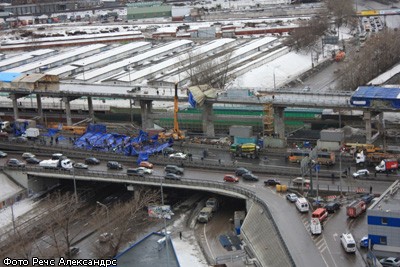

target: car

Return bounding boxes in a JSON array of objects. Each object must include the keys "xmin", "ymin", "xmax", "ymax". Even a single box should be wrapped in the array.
[
  {"xmin": 139, "ymin": 161, "xmax": 153, "ymax": 169},
  {"xmin": 380, "ymin": 257, "xmax": 400, "ymax": 267},
  {"xmin": 164, "ymin": 173, "xmax": 181, "ymax": 180},
  {"xmin": 22, "ymin": 152, "xmax": 35, "ymax": 159},
  {"xmin": 292, "ymin": 177, "xmax": 310, "ymax": 186},
  {"xmin": 169, "ymin": 152, "xmax": 187, "ymax": 160},
  {"xmin": 52, "ymin": 153, "xmax": 64, "ymax": 160},
  {"xmin": 264, "ymin": 179, "xmax": 281, "ymax": 186},
  {"xmin": 99, "ymin": 232, "xmax": 113, "ymax": 243},
  {"xmin": 325, "ymin": 202, "xmax": 341, "ymax": 213},
  {"xmin": 353, "ymin": 169, "xmax": 370, "ymax": 178},
  {"xmin": 14, "ymin": 136, "xmax": 28, "ymax": 143},
  {"xmin": 223, "ymin": 174, "xmax": 239, "ymax": 183},
  {"xmin": 0, "ymin": 150, "xmax": 7, "ymax": 158},
  {"xmin": 242, "ymin": 172, "xmax": 259, "ymax": 181},
  {"xmin": 7, "ymin": 158, "xmax": 26, "ymax": 167},
  {"xmin": 25, "ymin": 157, "xmax": 41, "ymax": 164},
  {"xmin": 85, "ymin": 157, "xmax": 100, "ymax": 165},
  {"xmin": 360, "ymin": 236, "xmax": 369, "ymax": 248},
  {"xmin": 162, "ymin": 147, "xmax": 175, "ymax": 155},
  {"xmin": 361, "ymin": 194, "xmax": 374, "ymax": 205},
  {"xmin": 136, "ymin": 167, "xmax": 152, "ymax": 174},
  {"xmin": 235, "ymin": 167, "xmax": 250, "ymax": 176},
  {"xmin": 107, "ymin": 161, "xmax": 123, "ymax": 170},
  {"xmin": 66, "ymin": 247, "xmax": 80, "ymax": 257},
  {"xmin": 73, "ymin": 162, "xmax": 89, "ymax": 169},
  {"xmin": 286, "ymin": 193, "xmax": 298, "ymax": 203}
]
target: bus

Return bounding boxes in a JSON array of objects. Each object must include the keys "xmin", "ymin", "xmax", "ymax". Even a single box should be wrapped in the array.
[
  {"xmin": 343, "ymin": 143, "xmax": 381, "ymax": 153},
  {"xmin": 287, "ymin": 150, "xmax": 335, "ymax": 165}
]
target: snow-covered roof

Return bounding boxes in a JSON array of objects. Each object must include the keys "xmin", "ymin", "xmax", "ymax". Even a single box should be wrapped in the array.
[
  {"xmin": 0, "ymin": 49, "xmax": 54, "ymax": 69},
  {"xmin": 75, "ymin": 40, "xmax": 192, "ymax": 81},
  {"xmin": 6, "ymin": 44, "xmax": 107, "ymax": 73},
  {"xmin": 71, "ymin": 42, "xmax": 150, "ymax": 67},
  {"xmin": 368, "ymin": 62, "xmax": 400, "ymax": 86},
  {"xmin": 231, "ymin": 36, "xmax": 277, "ymax": 58},
  {"xmin": 45, "ymin": 65, "xmax": 78, "ymax": 76}
]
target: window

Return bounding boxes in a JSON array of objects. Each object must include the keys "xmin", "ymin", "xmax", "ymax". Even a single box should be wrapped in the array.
[
  {"xmin": 380, "ymin": 236, "xmax": 387, "ymax": 245},
  {"xmin": 382, "ymin": 217, "xmax": 388, "ymax": 225}
]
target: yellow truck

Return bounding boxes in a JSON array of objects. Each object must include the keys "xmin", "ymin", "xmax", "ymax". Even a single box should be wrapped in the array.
[{"xmin": 230, "ymin": 143, "xmax": 259, "ymax": 159}]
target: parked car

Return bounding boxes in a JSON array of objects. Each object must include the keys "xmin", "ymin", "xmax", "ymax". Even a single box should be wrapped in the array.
[
  {"xmin": 360, "ymin": 236, "xmax": 369, "ymax": 248},
  {"xmin": 169, "ymin": 152, "xmax": 187, "ymax": 160},
  {"xmin": 107, "ymin": 161, "xmax": 123, "ymax": 170},
  {"xmin": 22, "ymin": 152, "xmax": 35, "ymax": 159},
  {"xmin": 235, "ymin": 167, "xmax": 250, "ymax": 176},
  {"xmin": 325, "ymin": 202, "xmax": 341, "ymax": 213},
  {"xmin": 7, "ymin": 158, "xmax": 25, "ymax": 167},
  {"xmin": 99, "ymin": 232, "xmax": 113, "ymax": 243},
  {"xmin": 353, "ymin": 169, "xmax": 370, "ymax": 178},
  {"xmin": 66, "ymin": 247, "xmax": 80, "ymax": 257},
  {"xmin": 379, "ymin": 257, "xmax": 400, "ymax": 267},
  {"xmin": 223, "ymin": 174, "xmax": 239, "ymax": 183},
  {"xmin": 286, "ymin": 193, "xmax": 298, "ymax": 203},
  {"xmin": 264, "ymin": 179, "xmax": 281, "ymax": 186},
  {"xmin": 25, "ymin": 157, "xmax": 41, "ymax": 164},
  {"xmin": 361, "ymin": 194, "xmax": 374, "ymax": 205},
  {"xmin": 73, "ymin": 162, "xmax": 89, "ymax": 169},
  {"xmin": 164, "ymin": 173, "xmax": 181, "ymax": 180},
  {"xmin": 139, "ymin": 161, "xmax": 153, "ymax": 169},
  {"xmin": 0, "ymin": 150, "xmax": 8, "ymax": 158},
  {"xmin": 242, "ymin": 172, "xmax": 259, "ymax": 181},
  {"xmin": 85, "ymin": 157, "xmax": 100, "ymax": 165}
]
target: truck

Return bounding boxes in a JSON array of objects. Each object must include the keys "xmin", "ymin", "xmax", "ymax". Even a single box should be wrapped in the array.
[
  {"xmin": 206, "ymin": 198, "xmax": 219, "ymax": 212},
  {"xmin": 346, "ymin": 200, "xmax": 366, "ymax": 218},
  {"xmin": 375, "ymin": 159, "xmax": 399, "ymax": 173},
  {"xmin": 22, "ymin": 127, "xmax": 40, "ymax": 139},
  {"xmin": 356, "ymin": 150, "xmax": 396, "ymax": 166},
  {"xmin": 230, "ymin": 143, "xmax": 259, "ymax": 159},
  {"xmin": 39, "ymin": 159, "xmax": 73, "ymax": 170},
  {"xmin": 197, "ymin": 207, "xmax": 213, "ymax": 223}
]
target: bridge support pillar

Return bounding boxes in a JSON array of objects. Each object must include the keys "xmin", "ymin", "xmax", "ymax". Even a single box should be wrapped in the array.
[
  {"xmin": 87, "ymin": 96, "xmax": 94, "ymax": 122},
  {"xmin": 273, "ymin": 107, "xmax": 285, "ymax": 139},
  {"xmin": 10, "ymin": 94, "xmax": 19, "ymax": 120},
  {"xmin": 63, "ymin": 97, "xmax": 73, "ymax": 126},
  {"xmin": 202, "ymin": 102, "xmax": 215, "ymax": 137},
  {"xmin": 36, "ymin": 94, "xmax": 43, "ymax": 123},
  {"xmin": 364, "ymin": 111, "xmax": 372, "ymax": 144},
  {"xmin": 140, "ymin": 100, "xmax": 154, "ymax": 129}
]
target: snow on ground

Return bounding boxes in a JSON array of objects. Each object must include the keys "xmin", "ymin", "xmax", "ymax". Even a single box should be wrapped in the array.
[
  {"xmin": 231, "ymin": 51, "xmax": 313, "ymax": 89},
  {"xmin": 0, "ymin": 198, "xmax": 37, "ymax": 229},
  {"xmin": 0, "ymin": 173, "xmax": 22, "ymax": 202}
]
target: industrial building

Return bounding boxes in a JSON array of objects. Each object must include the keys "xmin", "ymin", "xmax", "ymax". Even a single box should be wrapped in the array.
[
  {"xmin": 368, "ymin": 180, "xmax": 400, "ymax": 258},
  {"xmin": 127, "ymin": 2, "xmax": 172, "ymax": 20}
]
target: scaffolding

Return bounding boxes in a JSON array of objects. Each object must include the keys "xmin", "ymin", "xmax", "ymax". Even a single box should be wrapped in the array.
[{"xmin": 263, "ymin": 102, "xmax": 274, "ymax": 136}]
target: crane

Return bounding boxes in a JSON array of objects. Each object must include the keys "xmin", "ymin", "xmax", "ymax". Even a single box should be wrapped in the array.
[{"xmin": 159, "ymin": 83, "xmax": 185, "ymax": 140}]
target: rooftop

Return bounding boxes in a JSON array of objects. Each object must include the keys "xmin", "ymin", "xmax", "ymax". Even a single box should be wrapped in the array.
[{"xmin": 370, "ymin": 180, "xmax": 400, "ymax": 212}]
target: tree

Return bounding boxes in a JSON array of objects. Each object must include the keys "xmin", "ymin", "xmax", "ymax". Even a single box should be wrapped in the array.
[
  {"xmin": 326, "ymin": 0, "xmax": 356, "ymax": 29},
  {"xmin": 91, "ymin": 188, "xmax": 160, "ymax": 258}
]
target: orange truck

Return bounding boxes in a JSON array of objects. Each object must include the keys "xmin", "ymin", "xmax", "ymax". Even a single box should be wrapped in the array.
[{"xmin": 335, "ymin": 51, "xmax": 346, "ymax": 62}]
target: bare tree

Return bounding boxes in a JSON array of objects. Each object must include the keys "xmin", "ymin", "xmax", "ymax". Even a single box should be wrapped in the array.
[
  {"xmin": 91, "ymin": 188, "xmax": 160, "ymax": 258},
  {"xmin": 40, "ymin": 191, "xmax": 86, "ymax": 258},
  {"xmin": 326, "ymin": 0, "xmax": 356, "ymax": 29}
]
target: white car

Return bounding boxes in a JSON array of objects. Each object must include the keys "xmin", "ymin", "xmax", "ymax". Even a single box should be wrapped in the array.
[
  {"xmin": 136, "ymin": 167, "xmax": 153, "ymax": 174},
  {"xmin": 22, "ymin": 152, "xmax": 35, "ymax": 159},
  {"xmin": 292, "ymin": 177, "xmax": 310, "ymax": 186},
  {"xmin": 169, "ymin": 152, "xmax": 187, "ymax": 160},
  {"xmin": 352, "ymin": 169, "xmax": 370, "ymax": 178}
]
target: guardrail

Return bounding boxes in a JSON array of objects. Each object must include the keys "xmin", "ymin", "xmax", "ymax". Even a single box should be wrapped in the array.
[{"xmin": 4, "ymin": 165, "xmax": 295, "ymax": 266}]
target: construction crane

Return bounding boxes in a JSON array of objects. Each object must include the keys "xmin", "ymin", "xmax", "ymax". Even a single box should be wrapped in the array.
[{"xmin": 159, "ymin": 83, "xmax": 185, "ymax": 140}]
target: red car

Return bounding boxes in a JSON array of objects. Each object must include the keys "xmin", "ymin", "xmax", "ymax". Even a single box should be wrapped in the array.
[
  {"xmin": 223, "ymin": 174, "xmax": 239, "ymax": 183},
  {"xmin": 139, "ymin": 161, "xmax": 153, "ymax": 169}
]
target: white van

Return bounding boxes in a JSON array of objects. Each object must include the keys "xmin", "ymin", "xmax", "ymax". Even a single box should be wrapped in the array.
[
  {"xmin": 340, "ymin": 233, "xmax": 356, "ymax": 253},
  {"xmin": 310, "ymin": 218, "xmax": 322, "ymax": 235},
  {"xmin": 295, "ymin": 197, "xmax": 309, "ymax": 213}
]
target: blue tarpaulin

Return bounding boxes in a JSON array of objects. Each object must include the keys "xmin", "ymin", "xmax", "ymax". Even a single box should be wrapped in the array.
[
  {"xmin": 188, "ymin": 92, "xmax": 196, "ymax": 108},
  {"xmin": 74, "ymin": 124, "xmax": 172, "ymax": 158}
]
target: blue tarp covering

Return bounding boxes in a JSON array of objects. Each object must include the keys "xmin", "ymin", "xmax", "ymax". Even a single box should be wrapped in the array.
[
  {"xmin": 351, "ymin": 86, "xmax": 400, "ymax": 109},
  {"xmin": 0, "ymin": 72, "xmax": 23, "ymax": 82},
  {"xmin": 74, "ymin": 124, "xmax": 172, "ymax": 158},
  {"xmin": 13, "ymin": 121, "xmax": 28, "ymax": 136}
]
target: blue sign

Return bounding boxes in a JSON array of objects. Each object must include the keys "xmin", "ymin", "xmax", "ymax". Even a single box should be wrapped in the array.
[{"xmin": 314, "ymin": 164, "xmax": 320, "ymax": 172}]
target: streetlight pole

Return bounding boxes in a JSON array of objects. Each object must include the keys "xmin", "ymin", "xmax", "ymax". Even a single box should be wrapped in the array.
[
  {"xmin": 160, "ymin": 181, "xmax": 170, "ymax": 267},
  {"xmin": 339, "ymin": 110, "xmax": 343, "ymax": 197},
  {"xmin": 73, "ymin": 168, "xmax": 77, "ymax": 203},
  {"xmin": 96, "ymin": 201, "xmax": 109, "ymax": 225}
]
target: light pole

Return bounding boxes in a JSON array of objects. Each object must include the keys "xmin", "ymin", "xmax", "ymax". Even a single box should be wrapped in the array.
[
  {"xmin": 73, "ymin": 168, "xmax": 77, "ymax": 203},
  {"xmin": 96, "ymin": 201, "xmax": 109, "ymax": 225}
]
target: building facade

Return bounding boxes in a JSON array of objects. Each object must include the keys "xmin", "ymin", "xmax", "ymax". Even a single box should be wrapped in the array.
[
  {"xmin": 127, "ymin": 2, "xmax": 171, "ymax": 20},
  {"xmin": 368, "ymin": 180, "xmax": 400, "ymax": 257}
]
